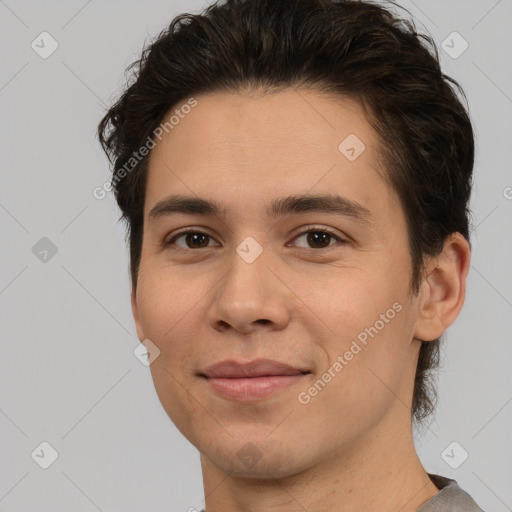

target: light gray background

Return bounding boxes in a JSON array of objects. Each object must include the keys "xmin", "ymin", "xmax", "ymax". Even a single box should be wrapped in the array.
[{"xmin": 1, "ymin": 0, "xmax": 511, "ymax": 511}]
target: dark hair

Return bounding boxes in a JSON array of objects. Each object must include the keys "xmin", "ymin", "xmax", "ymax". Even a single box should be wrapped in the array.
[{"xmin": 97, "ymin": 0, "xmax": 474, "ymax": 427}]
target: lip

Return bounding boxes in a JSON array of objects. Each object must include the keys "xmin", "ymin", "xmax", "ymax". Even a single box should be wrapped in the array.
[{"xmin": 199, "ymin": 358, "xmax": 311, "ymax": 401}]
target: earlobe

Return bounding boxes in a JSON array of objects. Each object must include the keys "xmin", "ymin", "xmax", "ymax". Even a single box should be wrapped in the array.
[
  {"xmin": 131, "ymin": 288, "xmax": 146, "ymax": 342},
  {"xmin": 413, "ymin": 233, "xmax": 471, "ymax": 342}
]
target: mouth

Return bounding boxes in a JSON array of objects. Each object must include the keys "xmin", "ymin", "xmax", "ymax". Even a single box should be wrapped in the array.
[{"xmin": 198, "ymin": 358, "xmax": 312, "ymax": 401}]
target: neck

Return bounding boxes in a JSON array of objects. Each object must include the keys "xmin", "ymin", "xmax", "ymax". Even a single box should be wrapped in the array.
[{"xmin": 199, "ymin": 406, "xmax": 439, "ymax": 512}]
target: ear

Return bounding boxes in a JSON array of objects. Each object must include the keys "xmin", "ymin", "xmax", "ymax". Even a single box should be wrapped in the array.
[
  {"xmin": 131, "ymin": 287, "xmax": 146, "ymax": 342},
  {"xmin": 413, "ymin": 232, "xmax": 471, "ymax": 342}
]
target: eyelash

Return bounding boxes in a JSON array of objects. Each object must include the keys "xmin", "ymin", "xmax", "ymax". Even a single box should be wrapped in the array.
[{"xmin": 163, "ymin": 225, "xmax": 348, "ymax": 252}]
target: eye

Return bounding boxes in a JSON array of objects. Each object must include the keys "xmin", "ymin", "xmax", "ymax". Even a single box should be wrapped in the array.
[
  {"xmin": 289, "ymin": 226, "xmax": 348, "ymax": 250},
  {"xmin": 164, "ymin": 230, "xmax": 217, "ymax": 251},
  {"xmin": 163, "ymin": 226, "xmax": 348, "ymax": 252}
]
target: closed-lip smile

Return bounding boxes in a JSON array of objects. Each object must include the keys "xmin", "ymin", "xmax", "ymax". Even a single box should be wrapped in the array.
[{"xmin": 198, "ymin": 358, "xmax": 311, "ymax": 401}]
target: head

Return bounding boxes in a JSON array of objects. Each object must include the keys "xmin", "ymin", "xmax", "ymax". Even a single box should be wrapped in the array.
[{"xmin": 98, "ymin": 0, "xmax": 473, "ymax": 476}]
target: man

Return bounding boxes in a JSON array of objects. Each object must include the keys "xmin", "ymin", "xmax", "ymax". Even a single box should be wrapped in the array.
[{"xmin": 97, "ymin": 0, "xmax": 485, "ymax": 510}]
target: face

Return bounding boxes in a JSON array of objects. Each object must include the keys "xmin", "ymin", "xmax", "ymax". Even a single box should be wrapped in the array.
[{"xmin": 132, "ymin": 88, "xmax": 426, "ymax": 478}]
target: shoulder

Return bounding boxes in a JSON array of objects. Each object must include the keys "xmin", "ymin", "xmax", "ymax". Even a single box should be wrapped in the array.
[{"xmin": 416, "ymin": 473, "xmax": 487, "ymax": 512}]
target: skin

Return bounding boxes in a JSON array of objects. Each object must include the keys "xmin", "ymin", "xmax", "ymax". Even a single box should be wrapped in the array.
[{"xmin": 131, "ymin": 87, "xmax": 471, "ymax": 511}]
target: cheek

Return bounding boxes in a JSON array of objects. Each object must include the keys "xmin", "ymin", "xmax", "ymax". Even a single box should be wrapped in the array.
[
  {"xmin": 293, "ymin": 261, "xmax": 405, "ymax": 343},
  {"xmin": 296, "ymin": 304, "xmax": 413, "ymax": 444},
  {"xmin": 137, "ymin": 267, "xmax": 202, "ymax": 342},
  {"xmin": 137, "ymin": 271, "xmax": 206, "ymax": 434},
  {"xmin": 297, "ymin": 263, "xmax": 413, "ymax": 403}
]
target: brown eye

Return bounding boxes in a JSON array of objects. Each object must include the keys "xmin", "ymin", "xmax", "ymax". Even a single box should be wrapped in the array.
[
  {"xmin": 306, "ymin": 231, "xmax": 333, "ymax": 249},
  {"xmin": 166, "ymin": 231, "xmax": 215, "ymax": 250},
  {"xmin": 292, "ymin": 227, "xmax": 347, "ymax": 250},
  {"xmin": 164, "ymin": 226, "xmax": 347, "ymax": 252}
]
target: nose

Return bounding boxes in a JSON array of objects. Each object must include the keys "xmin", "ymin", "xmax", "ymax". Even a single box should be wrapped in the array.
[{"xmin": 207, "ymin": 243, "xmax": 291, "ymax": 335}]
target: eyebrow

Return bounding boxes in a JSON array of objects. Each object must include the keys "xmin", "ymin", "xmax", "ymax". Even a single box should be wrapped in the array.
[{"xmin": 148, "ymin": 193, "xmax": 373, "ymax": 226}]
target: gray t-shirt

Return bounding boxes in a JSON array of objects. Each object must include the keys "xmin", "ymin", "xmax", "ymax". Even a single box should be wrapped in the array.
[
  {"xmin": 198, "ymin": 472, "xmax": 485, "ymax": 511},
  {"xmin": 417, "ymin": 472, "xmax": 485, "ymax": 511}
]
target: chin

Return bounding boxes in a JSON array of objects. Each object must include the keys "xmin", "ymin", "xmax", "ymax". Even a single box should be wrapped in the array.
[{"xmin": 199, "ymin": 436, "xmax": 314, "ymax": 480}]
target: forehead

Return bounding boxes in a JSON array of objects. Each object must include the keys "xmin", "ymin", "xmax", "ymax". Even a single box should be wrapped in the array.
[
  {"xmin": 150, "ymin": 88, "xmax": 375, "ymax": 162},
  {"xmin": 144, "ymin": 88, "xmax": 399, "ymax": 225}
]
